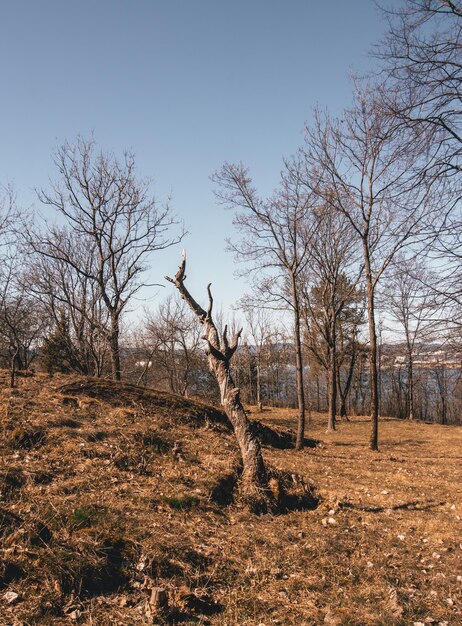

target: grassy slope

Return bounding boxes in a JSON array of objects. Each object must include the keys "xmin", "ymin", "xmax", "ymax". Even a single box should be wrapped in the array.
[{"xmin": 0, "ymin": 371, "xmax": 461, "ymax": 625}]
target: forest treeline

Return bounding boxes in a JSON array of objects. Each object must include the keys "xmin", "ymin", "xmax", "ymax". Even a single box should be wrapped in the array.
[{"xmin": 1, "ymin": 0, "xmax": 462, "ymax": 452}]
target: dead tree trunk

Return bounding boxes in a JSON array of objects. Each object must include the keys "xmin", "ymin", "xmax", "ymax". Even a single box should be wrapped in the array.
[{"xmin": 166, "ymin": 255, "xmax": 275, "ymax": 512}]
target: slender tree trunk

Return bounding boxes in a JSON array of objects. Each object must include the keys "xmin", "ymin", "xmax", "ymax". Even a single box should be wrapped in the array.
[
  {"xmin": 10, "ymin": 346, "xmax": 19, "ymax": 388},
  {"xmin": 109, "ymin": 313, "xmax": 121, "ymax": 381},
  {"xmin": 408, "ymin": 354, "xmax": 415, "ymax": 421},
  {"xmin": 364, "ymin": 245, "xmax": 379, "ymax": 451},
  {"xmin": 247, "ymin": 345, "xmax": 253, "ymax": 404},
  {"xmin": 360, "ymin": 359, "xmax": 367, "ymax": 415},
  {"xmin": 355, "ymin": 356, "xmax": 364, "ymax": 414},
  {"xmin": 378, "ymin": 329, "xmax": 383, "ymax": 417},
  {"xmin": 327, "ymin": 326, "xmax": 337, "ymax": 432},
  {"xmin": 338, "ymin": 378, "xmax": 347, "ymax": 419},
  {"xmin": 405, "ymin": 331, "xmax": 415, "ymax": 421},
  {"xmin": 437, "ymin": 366, "xmax": 447, "ymax": 425},
  {"xmin": 337, "ymin": 350, "xmax": 355, "ymax": 421},
  {"xmin": 16, "ymin": 351, "xmax": 24, "ymax": 371},
  {"xmin": 256, "ymin": 361, "xmax": 262, "ymax": 411},
  {"xmin": 337, "ymin": 366, "xmax": 348, "ymax": 421},
  {"xmin": 316, "ymin": 374, "xmax": 320, "ymax": 412},
  {"xmin": 291, "ymin": 275, "xmax": 306, "ymax": 450}
]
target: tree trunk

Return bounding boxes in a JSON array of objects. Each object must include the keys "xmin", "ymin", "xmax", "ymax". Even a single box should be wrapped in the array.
[
  {"xmin": 338, "ymin": 345, "xmax": 356, "ymax": 421},
  {"xmin": 10, "ymin": 346, "xmax": 19, "ymax": 389},
  {"xmin": 406, "ymin": 336, "xmax": 415, "ymax": 420},
  {"xmin": 215, "ymin": 359, "xmax": 269, "ymax": 504},
  {"xmin": 364, "ymin": 244, "xmax": 379, "ymax": 451},
  {"xmin": 337, "ymin": 365, "xmax": 348, "ymax": 421},
  {"xmin": 256, "ymin": 362, "xmax": 263, "ymax": 411},
  {"xmin": 368, "ymin": 302, "xmax": 379, "ymax": 449},
  {"xmin": 291, "ymin": 275, "xmax": 306, "ymax": 450},
  {"xmin": 316, "ymin": 374, "xmax": 320, "ymax": 412},
  {"xmin": 109, "ymin": 314, "xmax": 121, "ymax": 381},
  {"xmin": 166, "ymin": 257, "xmax": 275, "ymax": 512},
  {"xmin": 327, "ymin": 334, "xmax": 337, "ymax": 432}
]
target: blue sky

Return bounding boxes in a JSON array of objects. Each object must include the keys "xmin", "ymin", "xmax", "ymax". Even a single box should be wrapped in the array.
[{"xmin": 0, "ymin": 1, "xmax": 393, "ymax": 316}]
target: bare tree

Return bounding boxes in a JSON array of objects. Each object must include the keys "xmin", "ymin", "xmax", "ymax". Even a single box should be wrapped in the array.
[
  {"xmin": 28, "ymin": 137, "xmax": 184, "ymax": 380},
  {"xmin": 0, "ymin": 187, "xmax": 15, "ymax": 239},
  {"xmin": 166, "ymin": 255, "xmax": 275, "ymax": 512},
  {"xmin": 26, "ymin": 234, "xmax": 108, "ymax": 376},
  {"xmin": 143, "ymin": 295, "xmax": 203, "ymax": 396},
  {"xmin": 300, "ymin": 85, "xmax": 435, "ymax": 449},
  {"xmin": 378, "ymin": 0, "xmax": 462, "ymax": 324},
  {"xmin": 0, "ymin": 188, "xmax": 41, "ymax": 386},
  {"xmin": 0, "ymin": 258, "xmax": 46, "ymax": 386},
  {"xmin": 336, "ymin": 299, "xmax": 365, "ymax": 420},
  {"xmin": 378, "ymin": 0, "xmax": 462, "ymax": 180},
  {"xmin": 301, "ymin": 204, "xmax": 359, "ymax": 431},
  {"xmin": 383, "ymin": 256, "xmax": 437, "ymax": 419},
  {"xmin": 434, "ymin": 353, "xmax": 451, "ymax": 424},
  {"xmin": 242, "ymin": 306, "xmax": 274, "ymax": 411},
  {"xmin": 213, "ymin": 162, "xmax": 313, "ymax": 449},
  {"xmin": 303, "ymin": 273, "xmax": 363, "ymax": 431}
]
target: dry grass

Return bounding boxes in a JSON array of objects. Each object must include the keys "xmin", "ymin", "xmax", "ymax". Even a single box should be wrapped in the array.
[{"xmin": 0, "ymin": 372, "xmax": 461, "ymax": 625}]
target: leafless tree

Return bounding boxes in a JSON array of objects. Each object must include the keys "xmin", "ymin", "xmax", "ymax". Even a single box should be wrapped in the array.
[
  {"xmin": 166, "ymin": 254, "xmax": 275, "ymax": 512},
  {"xmin": 213, "ymin": 161, "xmax": 314, "ymax": 450},
  {"xmin": 303, "ymin": 273, "xmax": 364, "ymax": 430},
  {"xmin": 28, "ymin": 136, "xmax": 184, "ymax": 380},
  {"xmin": 242, "ymin": 307, "xmax": 274, "ymax": 411},
  {"xmin": 0, "ymin": 188, "xmax": 40, "ymax": 386},
  {"xmin": 26, "ymin": 234, "xmax": 108, "ymax": 376},
  {"xmin": 434, "ymin": 353, "xmax": 452, "ymax": 424},
  {"xmin": 378, "ymin": 0, "xmax": 462, "ymax": 181},
  {"xmin": 377, "ymin": 0, "xmax": 462, "ymax": 326},
  {"xmin": 143, "ymin": 295, "xmax": 203, "ymax": 396},
  {"xmin": 300, "ymin": 85, "xmax": 435, "ymax": 449},
  {"xmin": 0, "ymin": 187, "xmax": 15, "ymax": 239},
  {"xmin": 233, "ymin": 323, "xmax": 294, "ymax": 408},
  {"xmin": 336, "ymin": 298, "xmax": 365, "ymax": 420},
  {"xmin": 0, "ymin": 258, "xmax": 46, "ymax": 386},
  {"xmin": 383, "ymin": 256, "xmax": 436, "ymax": 420},
  {"xmin": 301, "ymin": 204, "xmax": 359, "ymax": 431}
]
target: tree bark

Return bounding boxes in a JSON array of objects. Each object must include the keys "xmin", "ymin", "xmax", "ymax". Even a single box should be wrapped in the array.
[
  {"xmin": 256, "ymin": 362, "xmax": 263, "ymax": 411},
  {"xmin": 364, "ymin": 243, "xmax": 379, "ymax": 451},
  {"xmin": 291, "ymin": 274, "xmax": 306, "ymax": 450},
  {"xmin": 316, "ymin": 375, "xmax": 320, "ymax": 413},
  {"xmin": 166, "ymin": 257, "xmax": 275, "ymax": 512},
  {"xmin": 408, "ymin": 355, "xmax": 415, "ymax": 421},
  {"xmin": 327, "ymin": 321, "xmax": 337, "ymax": 432},
  {"xmin": 337, "ymin": 350, "xmax": 355, "ymax": 421},
  {"xmin": 405, "ymin": 328, "xmax": 415, "ymax": 421},
  {"xmin": 109, "ymin": 313, "xmax": 121, "ymax": 381},
  {"xmin": 10, "ymin": 346, "xmax": 19, "ymax": 389}
]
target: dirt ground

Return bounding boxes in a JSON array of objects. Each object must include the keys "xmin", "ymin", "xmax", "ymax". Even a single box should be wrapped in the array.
[{"xmin": 0, "ymin": 372, "xmax": 460, "ymax": 625}]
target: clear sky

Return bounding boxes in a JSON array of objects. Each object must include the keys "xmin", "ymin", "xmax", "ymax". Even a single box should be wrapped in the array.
[{"xmin": 0, "ymin": 0, "xmax": 393, "ymax": 316}]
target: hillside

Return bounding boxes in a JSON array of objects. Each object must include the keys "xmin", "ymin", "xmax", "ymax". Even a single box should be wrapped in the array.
[{"xmin": 0, "ymin": 372, "xmax": 461, "ymax": 625}]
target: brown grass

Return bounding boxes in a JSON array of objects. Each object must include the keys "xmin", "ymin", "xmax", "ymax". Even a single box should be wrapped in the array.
[{"xmin": 0, "ymin": 372, "xmax": 461, "ymax": 625}]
